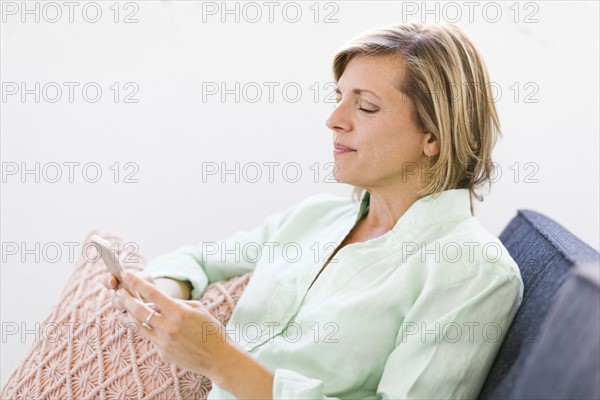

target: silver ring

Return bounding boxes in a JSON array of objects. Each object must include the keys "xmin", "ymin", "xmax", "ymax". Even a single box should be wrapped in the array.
[{"xmin": 142, "ymin": 309, "xmax": 157, "ymax": 330}]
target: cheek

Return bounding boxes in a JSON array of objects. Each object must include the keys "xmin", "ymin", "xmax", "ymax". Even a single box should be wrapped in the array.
[
  {"xmin": 366, "ymin": 135, "xmax": 423, "ymax": 174},
  {"xmin": 362, "ymin": 130, "xmax": 406, "ymax": 161},
  {"xmin": 355, "ymin": 115, "xmax": 422, "ymax": 158}
]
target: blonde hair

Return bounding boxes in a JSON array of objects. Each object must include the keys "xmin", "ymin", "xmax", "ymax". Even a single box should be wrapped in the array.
[{"xmin": 332, "ymin": 22, "xmax": 500, "ymax": 207}]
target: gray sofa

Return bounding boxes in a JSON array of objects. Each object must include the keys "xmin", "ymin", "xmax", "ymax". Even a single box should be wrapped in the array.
[{"xmin": 479, "ymin": 210, "xmax": 600, "ymax": 399}]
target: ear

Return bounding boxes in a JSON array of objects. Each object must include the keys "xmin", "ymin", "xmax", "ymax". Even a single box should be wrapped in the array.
[{"xmin": 422, "ymin": 133, "xmax": 440, "ymax": 157}]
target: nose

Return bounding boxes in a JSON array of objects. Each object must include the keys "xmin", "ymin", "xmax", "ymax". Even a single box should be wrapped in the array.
[{"xmin": 325, "ymin": 100, "xmax": 351, "ymax": 134}]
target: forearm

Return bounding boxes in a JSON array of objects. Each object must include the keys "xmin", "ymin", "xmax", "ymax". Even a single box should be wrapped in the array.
[
  {"xmin": 210, "ymin": 339, "xmax": 274, "ymax": 400},
  {"xmin": 153, "ymin": 277, "xmax": 192, "ymax": 300}
]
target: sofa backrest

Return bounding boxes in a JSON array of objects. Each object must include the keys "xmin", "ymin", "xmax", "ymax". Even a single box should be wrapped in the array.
[
  {"xmin": 510, "ymin": 261, "xmax": 600, "ymax": 399},
  {"xmin": 479, "ymin": 209, "xmax": 600, "ymax": 399}
]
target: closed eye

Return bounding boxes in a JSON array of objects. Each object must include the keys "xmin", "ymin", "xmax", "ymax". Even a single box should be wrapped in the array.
[
  {"xmin": 359, "ymin": 107, "xmax": 377, "ymax": 114},
  {"xmin": 334, "ymin": 96, "xmax": 378, "ymax": 114}
]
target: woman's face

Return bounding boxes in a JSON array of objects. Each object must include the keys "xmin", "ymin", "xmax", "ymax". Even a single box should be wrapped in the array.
[{"xmin": 326, "ymin": 55, "xmax": 431, "ymax": 190}]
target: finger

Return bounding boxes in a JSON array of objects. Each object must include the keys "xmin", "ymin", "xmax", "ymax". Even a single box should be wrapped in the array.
[
  {"xmin": 102, "ymin": 274, "xmax": 119, "ymax": 290},
  {"xmin": 120, "ymin": 307, "xmax": 157, "ymax": 341},
  {"xmin": 111, "ymin": 290, "xmax": 131, "ymax": 313},
  {"xmin": 177, "ymin": 299, "xmax": 204, "ymax": 309},
  {"xmin": 117, "ymin": 288, "xmax": 165, "ymax": 331},
  {"xmin": 111, "ymin": 292, "xmax": 124, "ymax": 310},
  {"xmin": 122, "ymin": 271, "xmax": 177, "ymax": 314},
  {"xmin": 112, "ymin": 289, "xmax": 159, "ymax": 314},
  {"xmin": 131, "ymin": 273, "xmax": 154, "ymax": 301}
]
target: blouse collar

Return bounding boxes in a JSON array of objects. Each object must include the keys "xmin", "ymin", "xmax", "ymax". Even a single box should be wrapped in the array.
[{"xmin": 356, "ymin": 189, "xmax": 473, "ymax": 232}]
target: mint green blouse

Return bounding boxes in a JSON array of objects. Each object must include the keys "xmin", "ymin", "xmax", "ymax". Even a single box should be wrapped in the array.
[{"xmin": 143, "ymin": 189, "xmax": 524, "ymax": 399}]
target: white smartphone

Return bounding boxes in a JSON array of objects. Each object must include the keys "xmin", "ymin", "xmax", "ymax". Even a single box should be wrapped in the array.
[{"xmin": 91, "ymin": 234, "xmax": 144, "ymax": 302}]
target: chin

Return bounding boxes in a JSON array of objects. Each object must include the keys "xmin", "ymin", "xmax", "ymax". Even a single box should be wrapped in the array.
[{"xmin": 332, "ymin": 173, "xmax": 355, "ymax": 185}]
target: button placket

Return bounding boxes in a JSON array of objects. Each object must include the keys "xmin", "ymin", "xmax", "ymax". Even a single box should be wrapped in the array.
[{"xmin": 244, "ymin": 199, "xmax": 368, "ymax": 352}]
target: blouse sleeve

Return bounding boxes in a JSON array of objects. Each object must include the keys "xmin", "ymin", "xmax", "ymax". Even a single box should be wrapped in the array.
[
  {"xmin": 140, "ymin": 196, "xmax": 319, "ymax": 300},
  {"xmin": 376, "ymin": 261, "xmax": 524, "ymax": 399},
  {"xmin": 271, "ymin": 368, "xmax": 341, "ymax": 400}
]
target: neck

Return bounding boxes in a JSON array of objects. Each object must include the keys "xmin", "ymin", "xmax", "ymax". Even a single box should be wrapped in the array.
[{"xmin": 361, "ymin": 185, "xmax": 423, "ymax": 233}]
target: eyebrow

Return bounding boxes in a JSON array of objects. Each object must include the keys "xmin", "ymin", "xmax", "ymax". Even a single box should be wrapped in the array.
[{"xmin": 334, "ymin": 87, "xmax": 381, "ymax": 100}]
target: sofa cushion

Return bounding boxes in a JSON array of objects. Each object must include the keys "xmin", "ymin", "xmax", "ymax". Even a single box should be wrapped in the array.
[
  {"xmin": 479, "ymin": 210, "xmax": 600, "ymax": 399},
  {"xmin": 510, "ymin": 261, "xmax": 600, "ymax": 399}
]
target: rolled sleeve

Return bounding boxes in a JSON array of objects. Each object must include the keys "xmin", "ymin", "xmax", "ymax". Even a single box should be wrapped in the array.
[
  {"xmin": 141, "ymin": 215, "xmax": 291, "ymax": 299},
  {"xmin": 140, "ymin": 194, "xmax": 335, "ymax": 300},
  {"xmin": 141, "ymin": 249, "xmax": 211, "ymax": 300},
  {"xmin": 273, "ymin": 368, "xmax": 341, "ymax": 400}
]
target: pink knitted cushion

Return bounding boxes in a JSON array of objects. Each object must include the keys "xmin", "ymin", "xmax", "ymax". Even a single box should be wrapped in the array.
[{"xmin": 1, "ymin": 229, "xmax": 252, "ymax": 400}]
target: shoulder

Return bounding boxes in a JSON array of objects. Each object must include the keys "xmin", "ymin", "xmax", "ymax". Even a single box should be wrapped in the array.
[{"xmin": 426, "ymin": 215, "xmax": 523, "ymax": 297}]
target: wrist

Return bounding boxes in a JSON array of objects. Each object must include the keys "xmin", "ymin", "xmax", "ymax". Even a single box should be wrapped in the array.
[
  {"xmin": 208, "ymin": 336, "xmax": 239, "ymax": 386},
  {"xmin": 211, "ymin": 338, "xmax": 274, "ymax": 399}
]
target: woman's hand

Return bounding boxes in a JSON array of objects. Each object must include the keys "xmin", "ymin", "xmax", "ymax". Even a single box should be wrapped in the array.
[
  {"xmin": 109, "ymin": 271, "xmax": 236, "ymax": 378},
  {"xmin": 101, "ymin": 272, "xmax": 192, "ymax": 300}
]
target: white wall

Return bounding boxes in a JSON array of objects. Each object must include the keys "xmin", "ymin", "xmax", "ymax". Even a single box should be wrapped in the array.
[{"xmin": 1, "ymin": 0, "xmax": 598, "ymax": 386}]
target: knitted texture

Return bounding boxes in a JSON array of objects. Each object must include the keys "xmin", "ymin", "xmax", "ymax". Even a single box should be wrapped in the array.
[{"xmin": 1, "ymin": 230, "xmax": 253, "ymax": 400}]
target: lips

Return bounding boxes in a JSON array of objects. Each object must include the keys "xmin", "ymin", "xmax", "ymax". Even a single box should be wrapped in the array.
[{"xmin": 333, "ymin": 143, "xmax": 356, "ymax": 151}]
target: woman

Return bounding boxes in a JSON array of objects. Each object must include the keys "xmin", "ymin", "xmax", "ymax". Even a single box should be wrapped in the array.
[{"xmin": 106, "ymin": 22, "xmax": 524, "ymax": 399}]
